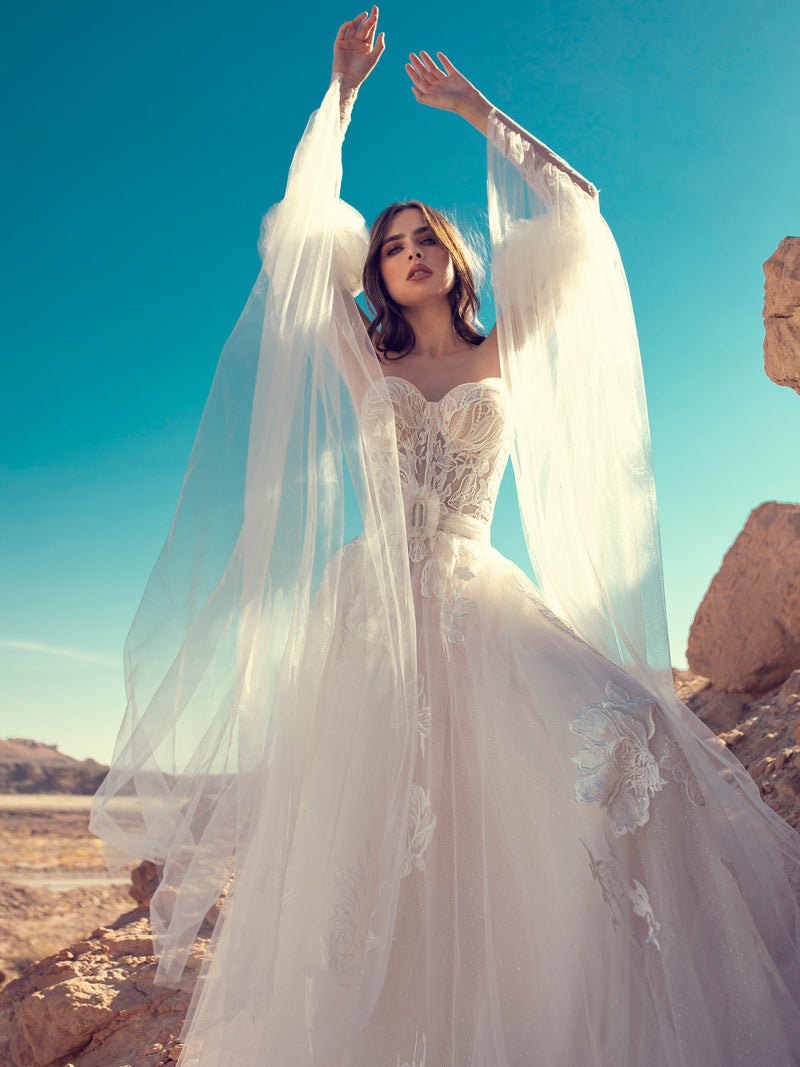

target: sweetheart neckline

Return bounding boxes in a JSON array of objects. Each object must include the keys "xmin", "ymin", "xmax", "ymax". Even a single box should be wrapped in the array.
[{"xmin": 380, "ymin": 375, "xmax": 505, "ymax": 406}]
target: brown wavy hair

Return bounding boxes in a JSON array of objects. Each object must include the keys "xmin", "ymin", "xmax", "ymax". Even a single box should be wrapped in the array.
[{"xmin": 362, "ymin": 201, "xmax": 485, "ymax": 360}]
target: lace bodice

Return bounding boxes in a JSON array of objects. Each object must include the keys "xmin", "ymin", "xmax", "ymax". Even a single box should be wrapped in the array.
[{"xmin": 364, "ymin": 376, "xmax": 510, "ymax": 560}]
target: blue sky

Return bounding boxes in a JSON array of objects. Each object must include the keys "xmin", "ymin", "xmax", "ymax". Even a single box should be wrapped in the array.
[{"xmin": 2, "ymin": 0, "xmax": 798, "ymax": 762}]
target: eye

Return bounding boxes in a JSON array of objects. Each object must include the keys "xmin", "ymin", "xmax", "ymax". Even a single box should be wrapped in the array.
[
  {"xmin": 421, "ymin": 237, "xmax": 436, "ymax": 246},
  {"xmin": 385, "ymin": 244, "xmax": 403, "ymax": 256}
]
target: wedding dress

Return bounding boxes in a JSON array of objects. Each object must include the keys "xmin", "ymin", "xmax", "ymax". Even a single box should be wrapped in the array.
[{"xmin": 91, "ymin": 77, "xmax": 800, "ymax": 1065}]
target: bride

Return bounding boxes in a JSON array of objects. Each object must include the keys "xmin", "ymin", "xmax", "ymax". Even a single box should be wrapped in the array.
[{"xmin": 92, "ymin": 8, "xmax": 800, "ymax": 1065}]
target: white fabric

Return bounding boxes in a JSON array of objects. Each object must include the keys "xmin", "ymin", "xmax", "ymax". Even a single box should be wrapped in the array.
[
  {"xmin": 487, "ymin": 112, "xmax": 671, "ymax": 697},
  {"xmin": 91, "ymin": 78, "xmax": 800, "ymax": 1065}
]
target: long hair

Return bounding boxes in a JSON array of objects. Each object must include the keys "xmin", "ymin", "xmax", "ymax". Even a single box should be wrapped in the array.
[{"xmin": 362, "ymin": 201, "xmax": 485, "ymax": 360}]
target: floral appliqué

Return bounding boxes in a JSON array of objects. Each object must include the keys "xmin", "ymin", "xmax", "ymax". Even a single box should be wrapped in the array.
[
  {"xmin": 415, "ymin": 674, "xmax": 431, "ymax": 755},
  {"xmin": 571, "ymin": 682, "xmax": 666, "ymax": 836},
  {"xmin": 659, "ymin": 737, "xmax": 705, "ymax": 807},
  {"xmin": 402, "ymin": 784, "xmax": 436, "ymax": 876},
  {"xmin": 327, "ymin": 857, "xmax": 377, "ymax": 986},
  {"xmin": 582, "ymin": 838, "xmax": 662, "ymax": 952},
  {"xmin": 440, "ymin": 594, "xmax": 477, "ymax": 645}
]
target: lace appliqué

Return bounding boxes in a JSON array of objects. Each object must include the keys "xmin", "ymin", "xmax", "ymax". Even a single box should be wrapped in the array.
[
  {"xmin": 571, "ymin": 683, "xmax": 705, "ymax": 834},
  {"xmin": 440, "ymin": 593, "xmax": 477, "ymax": 645},
  {"xmin": 402, "ymin": 783, "xmax": 436, "ymax": 876},
  {"xmin": 571, "ymin": 683, "xmax": 666, "ymax": 836},
  {"xmin": 415, "ymin": 674, "xmax": 431, "ymax": 755},
  {"xmin": 660, "ymin": 737, "xmax": 705, "ymax": 807},
  {"xmin": 342, "ymin": 598, "xmax": 382, "ymax": 647},
  {"xmin": 419, "ymin": 552, "xmax": 478, "ymax": 644},
  {"xmin": 582, "ymin": 839, "xmax": 662, "ymax": 952},
  {"xmin": 327, "ymin": 856, "xmax": 380, "ymax": 987}
]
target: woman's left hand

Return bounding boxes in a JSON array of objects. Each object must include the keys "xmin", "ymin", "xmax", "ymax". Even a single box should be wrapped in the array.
[
  {"xmin": 405, "ymin": 51, "xmax": 491, "ymax": 127},
  {"xmin": 333, "ymin": 7, "xmax": 385, "ymax": 90}
]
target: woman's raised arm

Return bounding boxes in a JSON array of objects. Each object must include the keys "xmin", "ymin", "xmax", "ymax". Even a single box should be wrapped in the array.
[
  {"xmin": 405, "ymin": 51, "xmax": 596, "ymax": 199},
  {"xmin": 332, "ymin": 7, "xmax": 385, "ymax": 124}
]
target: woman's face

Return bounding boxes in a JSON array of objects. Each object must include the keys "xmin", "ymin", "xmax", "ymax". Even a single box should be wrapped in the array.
[{"xmin": 378, "ymin": 207, "xmax": 455, "ymax": 309}]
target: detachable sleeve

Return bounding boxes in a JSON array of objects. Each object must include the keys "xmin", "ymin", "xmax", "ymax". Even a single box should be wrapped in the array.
[{"xmin": 487, "ymin": 111, "xmax": 673, "ymax": 698}]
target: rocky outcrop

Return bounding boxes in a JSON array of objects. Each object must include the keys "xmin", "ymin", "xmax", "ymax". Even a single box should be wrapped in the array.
[
  {"xmin": 0, "ymin": 907, "xmax": 203, "ymax": 1067},
  {"xmin": 672, "ymin": 669, "xmax": 747, "ymax": 733},
  {"xmin": 0, "ymin": 739, "xmax": 107, "ymax": 794},
  {"xmin": 686, "ymin": 502, "xmax": 800, "ymax": 694},
  {"xmin": 672, "ymin": 668, "xmax": 800, "ymax": 829},
  {"xmin": 764, "ymin": 236, "xmax": 800, "ymax": 395},
  {"xmin": 0, "ymin": 881, "xmax": 133, "ymax": 991}
]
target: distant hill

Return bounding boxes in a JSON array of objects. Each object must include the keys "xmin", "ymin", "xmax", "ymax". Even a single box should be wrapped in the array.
[{"xmin": 0, "ymin": 738, "xmax": 108, "ymax": 794}]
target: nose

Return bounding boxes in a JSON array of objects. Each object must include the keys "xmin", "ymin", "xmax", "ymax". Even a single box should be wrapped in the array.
[{"xmin": 408, "ymin": 249, "xmax": 422, "ymax": 259}]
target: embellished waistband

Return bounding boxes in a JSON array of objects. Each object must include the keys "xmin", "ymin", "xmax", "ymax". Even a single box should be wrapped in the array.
[
  {"xmin": 405, "ymin": 486, "xmax": 490, "ymax": 550},
  {"xmin": 436, "ymin": 511, "xmax": 491, "ymax": 541}
]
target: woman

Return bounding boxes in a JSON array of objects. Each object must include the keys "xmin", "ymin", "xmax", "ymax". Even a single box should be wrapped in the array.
[{"xmin": 92, "ymin": 9, "xmax": 800, "ymax": 1065}]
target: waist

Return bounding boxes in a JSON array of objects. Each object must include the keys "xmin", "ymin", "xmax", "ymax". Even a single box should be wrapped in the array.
[
  {"xmin": 405, "ymin": 487, "xmax": 490, "ymax": 545},
  {"xmin": 436, "ymin": 511, "xmax": 491, "ymax": 541}
]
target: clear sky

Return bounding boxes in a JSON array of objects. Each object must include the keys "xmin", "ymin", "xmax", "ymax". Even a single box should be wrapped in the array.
[{"xmin": 2, "ymin": 0, "xmax": 798, "ymax": 762}]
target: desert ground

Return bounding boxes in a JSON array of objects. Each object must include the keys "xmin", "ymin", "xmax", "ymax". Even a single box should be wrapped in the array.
[{"xmin": 0, "ymin": 794, "xmax": 135, "ymax": 987}]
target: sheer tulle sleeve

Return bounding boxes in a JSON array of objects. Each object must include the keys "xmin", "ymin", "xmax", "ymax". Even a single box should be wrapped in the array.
[
  {"xmin": 487, "ymin": 111, "xmax": 673, "ymax": 700},
  {"xmin": 90, "ymin": 78, "xmax": 420, "ymax": 1002}
]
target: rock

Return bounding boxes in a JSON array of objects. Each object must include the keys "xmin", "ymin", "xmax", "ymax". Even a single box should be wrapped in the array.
[
  {"xmin": 130, "ymin": 861, "xmax": 161, "ymax": 908},
  {"xmin": 0, "ymin": 880, "xmax": 134, "ymax": 991},
  {"xmin": 672, "ymin": 668, "xmax": 712, "ymax": 705},
  {"xmin": 764, "ymin": 236, "xmax": 800, "ymax": 395},
  {"xmin": 719, "ymin": 728, "xmax": 745, "ymax": 747},
  {"xmin": 779, "ymin": 669, "xmax": 800, "ymax": 711},
  {"xmin": 687, "ymin": 502, "xmax": 800, "ymax": 694},
  {"xmin": 0, "ymin": 908, "xmax": 203, "ymax": 1067},
  {"xmin": 672, "ymin": 669, "xmax": 747, "ymax": 734}
]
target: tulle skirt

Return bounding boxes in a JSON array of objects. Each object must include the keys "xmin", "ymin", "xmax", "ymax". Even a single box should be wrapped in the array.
[{"xmin": 178, "ymin": 535, "xmax": 800, "ymax": 1066}]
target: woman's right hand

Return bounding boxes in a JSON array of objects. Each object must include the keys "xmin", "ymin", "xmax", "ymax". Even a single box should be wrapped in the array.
[{"xmin": 332, "ymin": 7, "xmax": 385, "ymax": 91}]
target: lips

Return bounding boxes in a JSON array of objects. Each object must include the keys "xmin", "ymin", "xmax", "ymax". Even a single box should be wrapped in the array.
[{"xmin": 407, "ymin": 265, "xmax": 432, "ymax": 281}]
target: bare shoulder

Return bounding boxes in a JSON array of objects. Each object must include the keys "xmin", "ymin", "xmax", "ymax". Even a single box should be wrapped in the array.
[{"xmin": 475, "ymin": 326, "xmax": 500, "ymax": 376}]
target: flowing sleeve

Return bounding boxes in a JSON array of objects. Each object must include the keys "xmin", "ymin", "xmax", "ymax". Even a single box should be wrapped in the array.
[
  {"xmin": 90, "ymin": 77, "xmax": 419, "ymax": 990},
  {"xmin": 487, "ymin": 112, "xmax": 673, "ymax": 699}
]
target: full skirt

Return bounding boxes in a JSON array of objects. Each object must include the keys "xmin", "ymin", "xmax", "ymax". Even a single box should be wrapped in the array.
[{"xmin": 178, "ymin": 537, "xmax": 800, "ymax": 1066}]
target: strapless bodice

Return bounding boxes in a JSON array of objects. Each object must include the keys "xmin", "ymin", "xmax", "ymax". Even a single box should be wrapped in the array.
[{"xmin": 362, "ymin": 375, "xmax": 510, "ymax": 562}]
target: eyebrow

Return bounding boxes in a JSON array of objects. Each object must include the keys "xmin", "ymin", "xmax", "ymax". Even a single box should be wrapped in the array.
[{"xmin": 381, "ymin": 225, "xmax": 432, "ymax": 248}]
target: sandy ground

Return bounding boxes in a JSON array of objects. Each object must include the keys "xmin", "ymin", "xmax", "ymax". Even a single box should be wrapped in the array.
[{"xmin": 0, "ymin": 794, "xmax": 138, "ymax": 987}]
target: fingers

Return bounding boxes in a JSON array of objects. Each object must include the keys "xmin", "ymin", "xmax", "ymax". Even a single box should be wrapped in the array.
[
  {"xmin": 419, "ymin": 50, "xmax": 443, "ymax": 74},
  {"xmin": 358, "ymin": 6, "xmax": 379, "ymax": 45},
  {"xmin": 436, "ymin": 52, "xmax": 460, "ymax": 76},
  {"xmin": 404, "ymin": 62, "xmax": 424, "ymax": 91},
  {"xmin": 337, "ymin": 6, "xmax": 378, "ymax": 42},
  {"xmin": 407, "ymin": 52, "xmax": 438, "ymax": 84},
  {"xmin": 336, "ymin": 12, "xmax": 367, "ymax": 40}
]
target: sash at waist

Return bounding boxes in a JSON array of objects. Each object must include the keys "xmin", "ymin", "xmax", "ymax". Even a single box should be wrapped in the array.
[
  {"xmin": 436, "ymin": 511, "xmax": 491, "ymax": 542},
  {"xmin": 405, "ymin": 487, "xmax": 489, "ymax": 541}
]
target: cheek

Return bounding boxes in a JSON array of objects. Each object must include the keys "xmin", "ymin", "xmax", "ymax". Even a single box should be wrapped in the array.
[{"xmin": 379, "ymin": 259, "xmax": 401, "ymax": 299}]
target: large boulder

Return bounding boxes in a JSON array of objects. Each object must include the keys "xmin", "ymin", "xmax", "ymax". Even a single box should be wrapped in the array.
[
  {"xmin": 0, "ymin": 907, "xmax": 202, "ymax": 1067},
  {"xmin": 687, "ymin": 502, "xmax": 800, "ymax": 694},
  {"xmin": 764, "ymin": 236, "xmax": 800, "ymax": 395}
]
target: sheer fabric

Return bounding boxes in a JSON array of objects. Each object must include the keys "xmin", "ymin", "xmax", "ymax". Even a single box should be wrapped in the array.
[
  {"xmin": 91, "ymin": 78, "xmax": 800, "ymax": 1065},
  {"xmin": 90, "ymin": 80, "xmax": 420, "ymax": 998}
]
